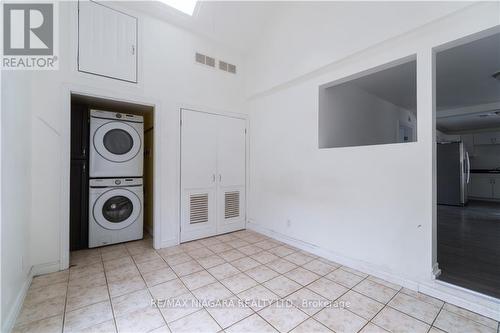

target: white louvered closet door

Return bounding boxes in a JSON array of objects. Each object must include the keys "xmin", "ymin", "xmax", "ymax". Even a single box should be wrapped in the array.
[
  {"xmin": 180, "ymin": 110, "xmax": 218, "ymax": 242},
  {"xmin": 216, "ymin": 116, "xmax": 246, "ymax": 234},
  {"xmin": 181, "ymin": 109, "xmax": 246, "ymax": 242}
]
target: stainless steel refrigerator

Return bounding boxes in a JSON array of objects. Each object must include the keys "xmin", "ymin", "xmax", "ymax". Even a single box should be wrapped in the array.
[{"xmin": 437, "ymin": 142, "xmax": 470, "ymax": 206}]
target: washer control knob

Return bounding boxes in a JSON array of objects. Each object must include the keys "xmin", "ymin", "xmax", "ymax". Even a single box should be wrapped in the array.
[
  {"xmin": 116, "ymin": 113, "xmax": 122, "ymax": 118},
  {"xmin": 115, "ymin": 180, "xmax": 121, "ymax": 185}
]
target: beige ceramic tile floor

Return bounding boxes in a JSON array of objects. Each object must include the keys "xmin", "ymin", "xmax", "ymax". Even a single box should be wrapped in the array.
[{"xmin": 13, "ymin": 230, "xmax": 500, "ymax": 333}]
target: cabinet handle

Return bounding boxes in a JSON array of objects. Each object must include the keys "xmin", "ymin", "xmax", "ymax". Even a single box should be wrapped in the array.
[
  {"xmin": 219, "ymin": 175, "xmax": 222, "ymax": 182},
  {"xmin": 83, "ymin": 164, "xmax": 86, "ymax": 174},
  {"xmin": 212, "ymin": 174, "xmax": 215, "ymax": 183},
  {"xmin": 131, "ymin": 45, "xmax": 135, "ymax": 55},
  {"xmin": 83, "ymin": 148, "xmax": 86, "ymax": 156}
]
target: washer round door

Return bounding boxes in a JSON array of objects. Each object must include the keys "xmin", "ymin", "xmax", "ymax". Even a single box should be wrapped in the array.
[
  {"xmin": 93, "ymin": 188, "xmax": 141, "ymax": 230},
  {"xmin": 93, "ymin": 121, "xmax": 141, "ymax": 162}
]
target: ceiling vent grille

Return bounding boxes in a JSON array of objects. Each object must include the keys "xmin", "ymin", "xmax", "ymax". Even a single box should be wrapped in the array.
[
  {"xmin": 224, "ymin": 191, "xmax": 240, "ymax": 219},
  {"xmin": 190, "ymin": 194, "xmax": 209, "ymax": 224}
]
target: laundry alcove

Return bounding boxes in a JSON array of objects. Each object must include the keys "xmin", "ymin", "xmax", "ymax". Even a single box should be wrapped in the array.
[{"xmin": 69, "ymin": 94, "xmax": 154, "ymax": 251}]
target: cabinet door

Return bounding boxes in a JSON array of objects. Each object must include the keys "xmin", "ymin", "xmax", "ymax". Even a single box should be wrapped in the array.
[
  {"xmin": 78, "ymin": 1, "xmax": 137, "ymax": 82},
  {"xmin": 216, "ymin": 116, "xmax": 246, "ymax": 234},
  {"xmin": 469, "ymin": 174, "xmax": 493, "ymax": 198},
  {"xmin": 474, "ymin": 132, "xmax": 497, "ymax": 145},
  {"xmin": 180, "ymin": 110, "xmax": 218, "ymax": 242},
  {"xmin": 70, "ymin": 159, "xmax": 89, "ymax": 250}
]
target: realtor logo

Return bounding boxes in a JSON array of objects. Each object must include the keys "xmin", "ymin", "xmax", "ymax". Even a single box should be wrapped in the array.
[
  {"xmin": 2, "ymin": 2, "xmax": 58, "ymax": 69},
  {"xmin": 4, "ymin": 3, "xmax": 53, "ymax": 55}
]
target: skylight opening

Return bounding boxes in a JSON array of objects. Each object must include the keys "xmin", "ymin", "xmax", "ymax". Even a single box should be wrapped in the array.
[{"xmin": 159, "ymin": 0, "xmax": 198, "ymax": 16}]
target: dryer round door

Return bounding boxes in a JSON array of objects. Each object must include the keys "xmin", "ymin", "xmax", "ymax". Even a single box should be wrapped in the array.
[
  {"xmin": 93, "ymin": 121, "xmax": 142, "ymax": 162},
  {"xmin": 93, "ymin": 188, "xmax": 141, "ymax": 230}
]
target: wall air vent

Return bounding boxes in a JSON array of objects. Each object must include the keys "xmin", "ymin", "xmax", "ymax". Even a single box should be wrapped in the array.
[
  {"xmin": 195, "ymin": 52, "xmax": 215, "ymax": 68},
  {"xmin": 219, "ymin": 60, "xmax": 236, "ymax": 74},
  {"xmin": 205, "ymin": 56, "xmax": 215, "ymax": 68},
  {"xmin": 195, "ymin": 52, "xmax": 205, "ymax": 64},
  {"xmin": 189, "ymin": 193, "xmax": 209, "ymax": 224},
  {"xmin": 224, "ymin": 191, "xmax": 240, "ymax": 219},
  {"xmin": 227, "ymin": 64, "xmax": 236, "ymax": 74},
  {"xmin": 196, "ymin": 53, "xmax": 236, "ymax": 74},
  {"xmin": 219, "ymin": 61, "xmax": 228, "ymax": 71}
]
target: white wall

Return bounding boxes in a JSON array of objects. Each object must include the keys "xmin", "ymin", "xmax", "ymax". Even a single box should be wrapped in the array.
[
  {"xmin": 245, "ymin": 2, "xmax": 500, "ymax": 318},
  {"xmin": 1, "ymin": 72, "xmax": 33, "ymax": 331},
  {"xmin": 319, "ymin": 84, "xmax": 416, "ymax": 148},
  {"xmin": 28, "ymin": 1, "xmax": 245, "ymax": 265}
]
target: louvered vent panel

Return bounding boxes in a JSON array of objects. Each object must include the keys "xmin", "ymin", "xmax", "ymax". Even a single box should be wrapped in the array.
[
  {"xmin": 190, "ymin": 194, "xmax": 209, "ymax": 224},
  {"xmin": 195, "ymin": 52, "xmax": 205, "ymax": 64},
  {"xmin": 219, "ymin": 61, "xmax": 228, "ymax": 71},
  {"xmin": 227, "ymin": 64, "xmax": 236, "ymax": 74},
  {"xmin": 224, "ymin": 191, "xmax": 240, "ymax": 219},
  {"xmin": 205, "ymin": 56, "xmax": 215, "ymax": 67}
]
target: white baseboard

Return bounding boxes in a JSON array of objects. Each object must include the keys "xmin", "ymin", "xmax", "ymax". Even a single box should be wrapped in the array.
[
  {"xmin": 419, "ymin": 280, "xmax": 500, "ymax": 321},
  {"xmin": 2, "ymin": 270, "xmax": 33, "ymax": 333},
  {"xmin": 247, "ymin": 221, "xmax": 500, "ymax": 321},
  {"xmin": 3, "ymin": 261, "xmax": 61, "ymax": 332},
  {"xmin": 160, "ymin": 238, "xmax": 179, "ymax": 248},
  {"xmin": 31, "ymin": 261, "xmax": 60, "ymax": 276},
  {"xmin": 247, "ymin": 221, "xmax": 419, "ymax": 290}
]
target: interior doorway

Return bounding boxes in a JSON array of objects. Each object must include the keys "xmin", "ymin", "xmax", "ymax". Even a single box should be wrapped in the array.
[
  {"xmin": 69, "ymin": 94, "xmax": 155, "ymax": 251},
  {"xmin": 434, "ymin": 30, "xmax": 500, "ymax": 298}
]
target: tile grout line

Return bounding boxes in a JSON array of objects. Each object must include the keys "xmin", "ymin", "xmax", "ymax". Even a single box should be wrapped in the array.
[
  {"xmin": 426, "ymin": 301, "xmax": 445, "ymax": 333},
  {"xmin": 102, "ymin": 248, "xmax": 120, "ymax": 333},
  {"xmin": 357, "ymin": 283, "xmax": 401, "ymax": 333},
  {"xmin": 60, "ymin": 266, "xmax": 71, "ymax": 333}
]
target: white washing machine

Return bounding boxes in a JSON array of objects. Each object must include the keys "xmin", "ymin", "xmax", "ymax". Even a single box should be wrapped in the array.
[
  {"xmin": 89, "ymin": 178, "xmax": 143, "ymax": 248},
  {"xmin": 90, "ymin": 110, "xmax": 144, "ymax": 178}
]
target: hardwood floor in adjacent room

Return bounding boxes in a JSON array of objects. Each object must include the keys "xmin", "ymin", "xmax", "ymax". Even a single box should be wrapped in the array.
[{"xmin": 437, "ymin": 200, "xmax": 500, "ymax": 298}]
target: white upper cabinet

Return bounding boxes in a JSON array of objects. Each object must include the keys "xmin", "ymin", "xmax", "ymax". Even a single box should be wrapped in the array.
[
  {"xmin": 473, "ymin": 131, "xmax": 500, "ymax": 145},
  {"xmin": 78, "ymin": 1, "xmax": 137, "ymax": 83}
]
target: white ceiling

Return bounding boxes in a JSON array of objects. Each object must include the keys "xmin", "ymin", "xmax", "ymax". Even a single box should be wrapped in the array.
[
  {"xmin": 353, "ymin": 60, "xmax": 417, "ymax": 112},
  {"xmin": 118, "ymin": 1, "xmax": 282, "ymax": 54}
]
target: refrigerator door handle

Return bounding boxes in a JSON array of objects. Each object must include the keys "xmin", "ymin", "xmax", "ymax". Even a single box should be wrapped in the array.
[{"xmin": 465, "ymin": 151, "xmax": 471, "ymax": 184}]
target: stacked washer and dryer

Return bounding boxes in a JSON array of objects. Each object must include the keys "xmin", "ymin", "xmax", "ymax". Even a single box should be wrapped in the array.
[{"xmin": 88, "ymin": 110, "xmax": 144, "ymax": 248}]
